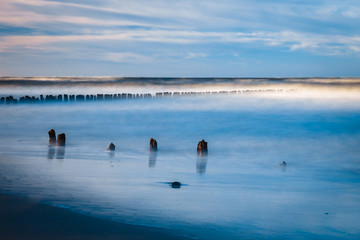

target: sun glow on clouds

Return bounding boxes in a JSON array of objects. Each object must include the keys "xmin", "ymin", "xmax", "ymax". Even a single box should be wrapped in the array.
[{"xmin": 0, "ymin": 0, "xmax": 359, "ymax": 76}]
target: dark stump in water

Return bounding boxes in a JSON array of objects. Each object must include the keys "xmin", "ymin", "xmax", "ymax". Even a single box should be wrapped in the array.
[
  {"xmin": 150, "ymin": 138, "xmax": 158, "ymax": 151},
  {"xmin": 48, "ymin": 129, "xmax": 56, "ymax": 145},
  {"xmin": 107, "ymin": 142, "xmax": 115, "ymax": 151},
  {"xmin": 197, "ymin": 139, "xmax": 208, "ymax": 155},
  {"xmin": 57, "ymin": 133, "xmax": 66, "ymax": 146},
  {"xmin": 171, "ymin": 181, "xmax": 181, "ymax": 188}
]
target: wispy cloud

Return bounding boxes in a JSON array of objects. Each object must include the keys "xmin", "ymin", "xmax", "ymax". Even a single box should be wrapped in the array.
[
  {"xmin": 104, "ymin": 52, "xmax": 152, "ymax": 63},
  {"xmin": 185, "ymin": 53, "xmax": 208, "ymax": 59},
  {"xmin": 1, "ymin": 30, "xmax": 359, "ymax": 56},
  {"xmin": 3, "ymin": 0, "xmax": 359, "ymax": 31},
  {"xmin": 0, "ymin": 0, "xmax": 359, "ymax": 76}
]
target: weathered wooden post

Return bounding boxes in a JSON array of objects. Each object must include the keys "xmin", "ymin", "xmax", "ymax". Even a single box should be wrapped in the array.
[
  {"xmin": 57, "ymin": 133, "xmax": 66, "ymax": 146},
  {"xmin": 197, "ymin": 139, "xmax": 208, "ymax": 155},
  {"xmin": 48, "ymin": 129, "xmax": 56, "ymax": 145},
  {"xmin": 107, "ymin": 142, "xmax": 115, "ymax": 151},
  {"xmin": 150, "ymin": 138, "xmax": 158, "ymax": 151}
]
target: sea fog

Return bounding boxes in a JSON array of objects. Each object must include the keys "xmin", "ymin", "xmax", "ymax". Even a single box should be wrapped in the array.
[
  {"xmin": 0, "ymin": 78, "xmax": 360, "ymax": 240},
  {"xmin": 1, "ymin": 77, "xmax": 360, "ymax": 98}
]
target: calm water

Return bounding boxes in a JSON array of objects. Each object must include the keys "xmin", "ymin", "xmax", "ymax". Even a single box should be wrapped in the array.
[{"xmin": 0, "ymin": 81, "xmax": 360, "ymax": 240}]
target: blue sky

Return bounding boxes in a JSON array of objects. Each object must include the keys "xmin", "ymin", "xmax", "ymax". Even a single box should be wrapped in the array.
[{"xmin": 0, "ymin": 0, "xmax": 359, "ymax": 77}]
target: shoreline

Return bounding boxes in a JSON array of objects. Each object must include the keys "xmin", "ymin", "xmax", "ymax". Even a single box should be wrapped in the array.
[{"xmin": 0, "ymin": 192, "xmax": 191, "ymax": 240}]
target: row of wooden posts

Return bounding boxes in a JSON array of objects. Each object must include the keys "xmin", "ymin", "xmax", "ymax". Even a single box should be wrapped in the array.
[
  {"xmin": 48, "ymin": 129, "xmax": 208, "ymax": 154},
  {"xmin": 2, "ymin": 89, "xmax": 288, "ymax": 104}
]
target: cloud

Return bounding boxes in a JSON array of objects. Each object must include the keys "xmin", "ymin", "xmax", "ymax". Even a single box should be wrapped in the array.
[
  {"xmin": 104, "ymin": 52, "xmax": 152, "ymax": 63},
  {"xmin": 1, "ymin": 29, "xmax": 359, "ymax": 56},
  {"xmin": 185, "ymin": 53, "xmax": 208, "ymax": 59},
  {"xmin": 0, "ymin": 14, "xmax": 158, "ymax": 28},
  {"xmin": 3, "ymin": 0, "xmax": 358, "ymax": 32},
  {"xmin": 0, "ymin": 0, "xmax": 359, "ymax": 76},
  {"xmin": 342, "ymin": 7, "xmax": 360, "ymax": 18},
  {"xmin": 350, "ymin": 46, "xmax": 360, "ymax": 52},
  {"xmin": 315, "ymin": 4, "xmax": 360, "ymax": 19},
  {"xmin": 0, "ymin": 0, "xmax": 174, "ymax": 29}
]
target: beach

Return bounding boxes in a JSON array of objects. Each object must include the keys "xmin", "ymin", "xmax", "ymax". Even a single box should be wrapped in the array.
[
  {"xmin": 0, "ymin": 78, "xmax": 359, "ymax": 240},
  {"xmin": 0, "ymin": 192, "xmax": 188, "ymax": 240}
]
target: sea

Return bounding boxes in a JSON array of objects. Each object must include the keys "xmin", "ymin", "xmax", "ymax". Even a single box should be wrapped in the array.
[{"xmin": 0, "ymin": 77, "xmax": 360, "ymax": 240}]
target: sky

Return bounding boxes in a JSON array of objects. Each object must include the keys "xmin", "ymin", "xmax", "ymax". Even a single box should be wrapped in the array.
[{"xmin": 0, "ymin": 0, "xmax": 359, "ymax": 77}]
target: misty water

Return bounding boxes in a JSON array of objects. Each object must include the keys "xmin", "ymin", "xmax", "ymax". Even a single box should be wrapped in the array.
[{"xmin": 0, "ymin": 80, "xmax": 360, "ymax": 240}]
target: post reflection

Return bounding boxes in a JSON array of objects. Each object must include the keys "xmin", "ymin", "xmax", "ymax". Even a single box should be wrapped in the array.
[
  {"xmin": 280, "ymin": 161, "xmax": 287, "ymax": 172},
  {"xmin": 196, "ymin": 151, "xmax": 208, "ymax": 174},
  {"xmin": 47, "ymin": 145, "xmax": 55, "ymax": 159},
  {"xmin": 108, "ymin": 151, "xmax": 115, "ymax": 158},
  {"xmin": 149, "ymin": 150, "xmax": 157, "ymax": 168},
  {"xmin": 56, "ymin": 146, "xmax": 65, "ymax": 160}
]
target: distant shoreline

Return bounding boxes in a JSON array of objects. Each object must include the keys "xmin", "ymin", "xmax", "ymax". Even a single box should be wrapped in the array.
[{"xmin": 0, "ymin": 191, "xmax": 190, "ymax": 240}]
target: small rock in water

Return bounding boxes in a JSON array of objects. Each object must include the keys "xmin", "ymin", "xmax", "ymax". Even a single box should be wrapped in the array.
[
  {"xmin": 171, "ymin": 181, "xmax": 181, "ymax": 188},
  {"xmin": 107, "ymin": 142, "xmax": 115, "ymax": 151},
  {"xmin": 150, "ymin": 138, "xmax": 158, "ymax": 151},
  {"xmin": 280, "ymin": 161, "xmax": 287, "ymax": 167},
  {"xmin": 57, "ymin": 133, "xmax": 66, "ymax": 146},
  {"xmin": 48, "ymin": 129, "xmax": 56, "ymax": 145},
  {"xmin": 197, "ymin": 139, "xmax": 208, "ymax": 155}
]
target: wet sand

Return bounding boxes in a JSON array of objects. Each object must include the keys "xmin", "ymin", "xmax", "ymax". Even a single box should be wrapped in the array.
[{"xmin": 0, "ymin": 192, "xmax": 190, "ymax": 240}]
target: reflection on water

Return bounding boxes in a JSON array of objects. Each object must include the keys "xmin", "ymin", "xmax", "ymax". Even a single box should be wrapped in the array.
[
  {"xmin": 149, "ymin": 150, "xmax": 157, "ymax": 168},
  {"xmin": 197, "ymin": 149, "xmax": 208, "ymax": 174},
  {"xmin": 196, "ymin": 156, "xmax": 208, "ymax": 174},
  {"xmin": 280, "ymin": 161, "xmax": 287, "ymax": 172},
  {"xmin": 47, "ymin": 145, "xmax": 55, "ymax": 159},
  {"xmin": 107, "ymin": 151, "xmax": 115, "ymax": 158},
  {"xmin": 55, "ymin": 146, "xmax": 65, "ymax": 160},
  {"xmin": 48, "ymin": 145, "xmax": 65, "ymax": 160}
]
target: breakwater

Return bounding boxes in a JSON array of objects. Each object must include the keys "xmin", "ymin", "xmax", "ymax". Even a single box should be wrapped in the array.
[{"xmin": 0, "ymin": 89, "xmax": 294, "ymax": 104}]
